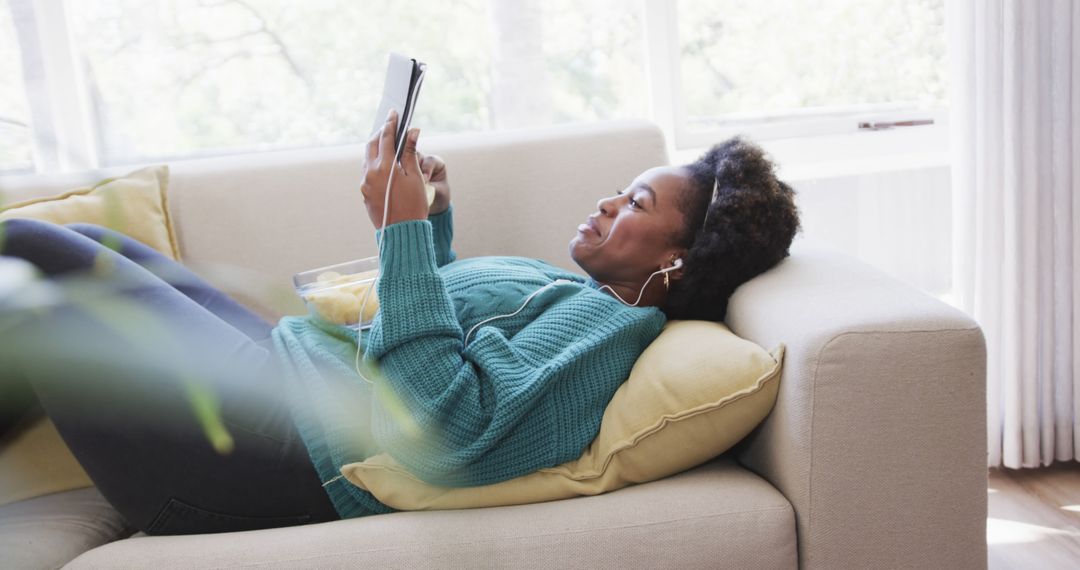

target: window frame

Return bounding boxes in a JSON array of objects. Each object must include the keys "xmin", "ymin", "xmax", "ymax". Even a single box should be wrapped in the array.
[
  {"xmin": 6, "ymin": 0, "xmax": 948, "ymax": 176},
  {"xmin": 7, "ymin": 0, "xmax": 98, "ymax": 174},
  {"xmin": 641, "ymin": 0, "xmax": 946, "ymax": 157}
]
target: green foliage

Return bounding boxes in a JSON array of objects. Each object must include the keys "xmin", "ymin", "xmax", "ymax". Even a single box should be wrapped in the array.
[
  {"xmin": 2, "ymin": 0, "xmax": 947, "ymax": 168},
  {"xmin": 0, "ymin": 269, "xmax": 237, "ymax": 454},
  {"xmin": 183, "ymin": 380, "xmax": 235, "ymax": 454},
  {"xmin": 0, "ymin": 191, "xmax": 6, "ymax": 253},
  {"xmin": 61, "ymin": 0, "xmax": 650, "ymax": 162},
  {"xmin": 0, "ymin": 240, "xmax": 303, "ymax": 457},
  {"xmin": 68, "ymin": 0, "xmax": 495, "ymax": 161},
  {"xmin": 678, "ymin": 0, "xmax": 947, "ymax": 122}
]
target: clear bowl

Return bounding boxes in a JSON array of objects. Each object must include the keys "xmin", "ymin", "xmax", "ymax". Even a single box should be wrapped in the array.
[{"xmin": 293, "ymin": 257, "xmax": 380, "ymax": 329}]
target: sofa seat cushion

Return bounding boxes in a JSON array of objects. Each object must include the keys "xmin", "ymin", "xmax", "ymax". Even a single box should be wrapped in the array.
[
  {"xmin": 66, "ymin": 457, "xmax": 795, "ymax": 569},
  {"xmin": 0, "ymin": 488, "xmax": 132, "ymax": 570},
  {"xmin": 0, "ymin": 415, "xmax": 94, "ymax": 509}
]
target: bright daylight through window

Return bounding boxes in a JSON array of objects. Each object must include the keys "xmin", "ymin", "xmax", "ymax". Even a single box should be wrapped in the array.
[
  {"xmin": 0, "ymin": 2, "xmax": 32, "ymax": 173},
  {"xmin": 677, "ymin": 0, "xmax": 946, "ymax": 141},
  {"xmin": 64, "ymin": 0, "xmax": 645, "ymax": 166},
  {"xmin": 1, "ymin": 0, "xmax": 945, "ymax": 174}
]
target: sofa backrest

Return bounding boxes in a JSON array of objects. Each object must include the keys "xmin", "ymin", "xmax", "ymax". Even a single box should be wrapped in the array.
[{"xmin": 0, "ymin": 120, "xmax": 668, "ymax": 318}]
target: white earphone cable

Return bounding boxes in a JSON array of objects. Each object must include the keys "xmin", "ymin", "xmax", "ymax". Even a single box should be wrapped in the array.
[
  {"xmin": 463, "ymin": 262, "xmax": 681, "ymax": 349},
  {"xmin": 595, "ymin": 259, "xmax": 683, "ymax": 307},
  {"xmin": 353, "ymin": 108, "xmax": 416, "ymax": 383},
  {"xmin": 351, "ymin": 65, "xmax": 430, "ymax": 384},
  {"xmin": 351, "ymin": 60, "xmax": 676, "ymax": 382},
  {"xmin": 463, "ymin": 279, "xmax": 573, "ymax": 347}
]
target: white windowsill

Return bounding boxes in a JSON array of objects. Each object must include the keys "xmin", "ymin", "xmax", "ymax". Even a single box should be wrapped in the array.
[{"xmin": 670, "ymin": 122, "xmax": 951, "ymax": 182}]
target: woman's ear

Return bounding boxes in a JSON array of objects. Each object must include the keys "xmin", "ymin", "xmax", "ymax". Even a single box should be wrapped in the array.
[{"xmin": 664, "ymin": 251, "xmax": 687, "ymax": 282}]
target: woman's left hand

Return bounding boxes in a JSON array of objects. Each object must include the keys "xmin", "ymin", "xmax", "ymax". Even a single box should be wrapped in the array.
[
  {"xmin": 419, "ymin": 153, "xmax": 451, "ymax": 216},
  {"xmin": 360, "ymin": 110, "xmax": 429, "ymax": 230}
]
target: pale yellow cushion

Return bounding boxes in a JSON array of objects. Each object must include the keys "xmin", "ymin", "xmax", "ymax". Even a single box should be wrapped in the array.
[
  {"xmin": 342, "ymin": 320, "xmax": 784, "ymax": 510},
  {"xmin": 0, "ymin": 418, "xmax": 91, "ymax": 507},
  {"xmin": 0, "ymin": 165, "xmax": 177, "ymax": 506},
  {"xmin": 0, "ymin": 165, "xmax": 180, "ymax": 260}
]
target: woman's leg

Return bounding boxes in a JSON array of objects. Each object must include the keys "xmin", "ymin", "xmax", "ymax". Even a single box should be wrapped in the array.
[
  {"xmin": 63, "ymin": 222, "xmax": 274, "ymax": 342},
  {"xmin": 0, "ymin": 219, "xmax": 338, "ymax": 534}
]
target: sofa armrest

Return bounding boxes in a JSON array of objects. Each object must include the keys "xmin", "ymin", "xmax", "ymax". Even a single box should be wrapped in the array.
[{"xmin": 725, "ymin": 237, "xmax": 987, "ymax": 570}]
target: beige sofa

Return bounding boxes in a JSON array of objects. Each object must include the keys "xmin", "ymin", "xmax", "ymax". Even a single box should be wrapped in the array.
[{"xmin": 0, "ymin": 121, "xmax": 987, "ymax": 569}]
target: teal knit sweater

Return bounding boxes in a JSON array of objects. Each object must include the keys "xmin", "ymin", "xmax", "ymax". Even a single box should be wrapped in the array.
[{"xmin": 272, "ymin": 206, "xmax": 666, "ymax": 518}]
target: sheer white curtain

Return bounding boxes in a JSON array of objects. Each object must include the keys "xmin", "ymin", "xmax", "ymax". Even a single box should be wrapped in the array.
[{"xmin": 948, "ymin": 0, "xmax": 1079, "ymax": 468}]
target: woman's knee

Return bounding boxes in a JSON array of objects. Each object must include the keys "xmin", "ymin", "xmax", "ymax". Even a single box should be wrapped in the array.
[
  {"xmin": 1, "ymin": 217, "xmax": 66, "ymax": 240},
  {"xmin": 65, "ymin": 222, "xmax": 162, "ymax": 262},
  {"xmin": 65, "ymin": 222, "xmax": 111, "ymax": 241},
  {"xmin": 1, "ymin": 218, "xmax": 77, "ymax": 253},
  {"xmin": 1, "ymin": 218, "xmax": 113, "ymax": 274}
]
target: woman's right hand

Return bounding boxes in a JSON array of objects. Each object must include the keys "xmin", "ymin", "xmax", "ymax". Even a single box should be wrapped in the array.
[
  {"xmin": 419, "ymin": 153, "xmax": 451, "ymax": 216},
  {"xmin": 360, "ymin": 110, "xmax": 429, "ymax": 230}
]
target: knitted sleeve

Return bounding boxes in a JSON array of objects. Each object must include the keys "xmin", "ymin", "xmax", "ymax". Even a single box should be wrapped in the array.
[
  {"xmin": 375, "ymin": 205, "xmax": 456, "ymax": 268},
  {"xmin": 363, "ymin": 220, "xmax": 663, "ymax": 487},
  {"xmin": 428, "ymin": 204, "xmax": 456, "ymax": 267}
]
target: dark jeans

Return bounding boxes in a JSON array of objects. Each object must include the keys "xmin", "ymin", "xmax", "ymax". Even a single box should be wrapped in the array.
[{"xmin": 0, "ymin": 219, "xmax": 339, "ymax": 535}]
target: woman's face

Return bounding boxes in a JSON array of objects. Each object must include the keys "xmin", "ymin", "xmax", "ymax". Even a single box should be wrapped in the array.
[{"xmin": 569, "ymin": 166, "xmax": 691, "ymax": 287}]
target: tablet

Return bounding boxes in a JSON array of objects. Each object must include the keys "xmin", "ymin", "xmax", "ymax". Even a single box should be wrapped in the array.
[{"xmin": 371, "ymin": 52, "xmax": 427, "ymax": 158}]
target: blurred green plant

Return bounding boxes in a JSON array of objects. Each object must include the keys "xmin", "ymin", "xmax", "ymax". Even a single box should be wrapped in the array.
[
  {"xmin": 80, "ymin": 291, "xmax": 235, "ymax": 454},
  {"xmin": 92, "ymin": 184, "xmax": 126, "ymax": 274},
  {"xmin": 0, "ymin": 221, "xmax": 425, "ymax": 459},
  {"xmin": 359, "ymin": 356, "xmax": 421, "ymax": 441},
  {"xmin": 0, "ymin": 260, "xmax": 235, "ymax": 454},
  {"xmin": 0, "ymin": 188, "xmax": 6, "ymax": 253}
]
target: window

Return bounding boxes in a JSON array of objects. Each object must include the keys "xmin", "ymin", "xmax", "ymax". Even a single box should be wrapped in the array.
[
  {"xmin": 2, "ymin": 0, "xmax": 947, "ymax": 174},
  {"xmin": 0, "ymin": 1, "xmax": 33, "ymax": 173},
  {"xmin": 667, "ymin": 0, "xmax": 946, "ymax": 147},
  {"xmin": 66, "ymin": 0, "xmax": 494, "ymax": 164},
  {"xmin": 64, "ymin": 0, "xmax": 646, "ymax": 167}
]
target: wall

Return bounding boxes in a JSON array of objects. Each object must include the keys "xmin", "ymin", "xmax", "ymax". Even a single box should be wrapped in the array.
[{"xmin": 789, "ymin": 165, "xmax": 952, "ymax": 300}]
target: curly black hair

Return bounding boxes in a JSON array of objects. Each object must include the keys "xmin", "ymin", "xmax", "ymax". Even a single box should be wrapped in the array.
[{"xmin": 663, "ymin": 137, "xmax": 801, "ymax": 322}]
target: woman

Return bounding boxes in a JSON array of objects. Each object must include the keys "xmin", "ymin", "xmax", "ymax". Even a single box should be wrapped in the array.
[{"xmin": 0, "ymin": 112, "xmax": 800, "ymax": 535}]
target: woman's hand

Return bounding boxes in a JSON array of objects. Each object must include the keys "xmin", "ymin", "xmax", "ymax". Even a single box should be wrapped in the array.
[
  {"xmin": 419, "ymin": 153, "xmax": 451, "ymax": 216},
  {"xmin": 360, "ymin": 110, "xmax": 429, "ymax": 230}
]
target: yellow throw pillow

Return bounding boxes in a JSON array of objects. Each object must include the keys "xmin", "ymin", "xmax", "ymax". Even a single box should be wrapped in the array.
[
  {"xmin": 0, "ymin": 418, "xmax": 92, "ymax": 507},
  {"xmin": 341, "ymin": 320, "xmax": 784, "ymax": 510},
  {"xmin": 0, "ymin": 165, "xmax": 180, "ymax": 260},
  {"xmin": 0, "ymin": 165, "xmax": 177, "ymax": 505}
]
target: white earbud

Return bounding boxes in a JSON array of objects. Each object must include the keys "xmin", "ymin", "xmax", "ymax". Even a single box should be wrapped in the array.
[
  {"xmin": 597, "ymin": 257, "xmax": 684, "ymax": 307},
  {"xmin": 653, "ymin": 257, "xmax": 683, "ymax": 276}
]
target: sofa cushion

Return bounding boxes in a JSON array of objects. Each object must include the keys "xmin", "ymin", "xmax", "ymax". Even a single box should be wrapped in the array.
[
  {"xmin": 0, "ymin": 121, "xmax": 669, "ymax": 321},
  {"xmin": 342, "ymin": 321, "xmax": 783, "ymax": 511},
  {"xmin": 0, "ymin": 416, "xmax": 93, "ymax": 508},
  {"xmin": 0, "ymin": 488, "xmax": 132, "ymax": 570},
  {"xmin": 66, "ymin": 457, "xmax": 796, "ymax": 569},
  {"xmin": 0, "ymin": 165, "xmax": 179, "ymax": 508},
  {"xmin": 0, "ymin": 165, "xmax": 180, "ymax": 260}
]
